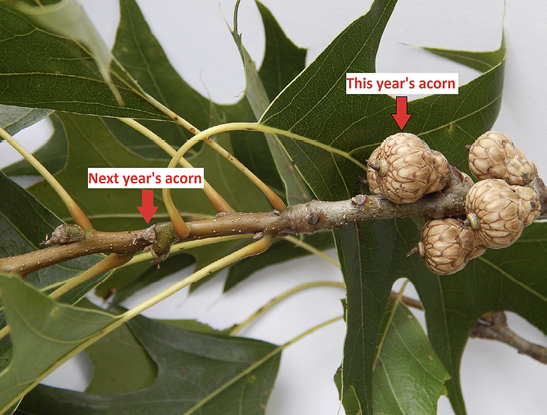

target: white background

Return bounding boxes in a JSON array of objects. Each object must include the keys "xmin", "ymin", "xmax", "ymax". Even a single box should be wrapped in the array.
[{"xmin": 1, "ymin": 1, "xmax": 547, "ymax": 414}]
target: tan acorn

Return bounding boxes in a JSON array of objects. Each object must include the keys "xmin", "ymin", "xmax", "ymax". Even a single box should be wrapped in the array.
[
  {"xmin": 465, "ymin": 179, "xmax": 540, "ymax": 249},
  {"xmin": 513, "ymin": 186, "xmax": 542, "ymax": 226},
  {"xmin": 366, "ymin": 146, "xmax": 382, "ymax": 196},
  {"xmin": 409, "ymin": 218, "xmax": 486, "ymax": 275},
  {"xmin": 366, "ymin": 133, "xmax": 450, "ymax": 204},
  {"xmin": 467, "ymin": 131, "xmax": 538, "ymax": 185}
]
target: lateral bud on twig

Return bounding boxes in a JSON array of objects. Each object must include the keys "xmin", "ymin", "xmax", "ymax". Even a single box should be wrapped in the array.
[
  {"xmin": 42, "ymin": 224, "xmax": 85, "ymax": 245},
  {"xmin": 142, "ymin": 222, "xmax": 179, "ymax": 262}
]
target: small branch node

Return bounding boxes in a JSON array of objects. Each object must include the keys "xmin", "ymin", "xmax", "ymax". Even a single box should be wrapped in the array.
[
  {"xmin": 351, "ymin": 194, "xmax": 368, "ymax": 206},
  {"xmin": 42, "ymin": 224, "xmax": 86, "ymax": 245}
]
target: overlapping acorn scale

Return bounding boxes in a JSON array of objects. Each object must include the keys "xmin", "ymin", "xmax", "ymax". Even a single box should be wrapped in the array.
[
  {"xmin": 365, "ymin": 133, "xmax": 450, "ymax": 204},
  {"xmin": 366, "ymin": 147, "xmax": 383, "ymax": 196},
  {"xmin": 416, "ymin": 218, "xmax": 486, "ymax": 275},
  {"xmin": 514, "ymin": 186, "xmax": 541, "ymax": 226},
  {"xmin": 464, "ymin": 179, "xmax": 540, "ymax": 249},
  {"xmin": 468, "ymin": 131, "xmax": 538, "ymax": 185}
]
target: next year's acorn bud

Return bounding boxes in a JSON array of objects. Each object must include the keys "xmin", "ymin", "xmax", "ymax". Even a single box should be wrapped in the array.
[
  {"xmin": 465, "ymin": 179, "xmax": 540, "ymax": 249},
  {"xmin": 366, "ymin": 133, "xmax": 450, "ymax": 204},
  {"xmin": 409, "ymin": 218, "xmax": 486, "ymax": 275},
  {"xmin": 467, "ymin": 131, "xmax": 538, "ymax": 185}
]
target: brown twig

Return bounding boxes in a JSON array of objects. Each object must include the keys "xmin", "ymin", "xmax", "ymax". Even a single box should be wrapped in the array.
[
  {"xmin": 3, "ymin": 165, "xmax": 547, "ymax": 279},
  {"xmin": 388, "ymin": 291, "xmax": 423, "ymax": 310},
  {"xmin": 0, "ymin": 172, "xmax": 472, "ymax": 277},
  {"xmin": 387, "ymin": 295, "xmax": 547, "ymax": 365},
  {"xmin": 470, "ymin": 311, "xmax": 547, "ymax": 365}
]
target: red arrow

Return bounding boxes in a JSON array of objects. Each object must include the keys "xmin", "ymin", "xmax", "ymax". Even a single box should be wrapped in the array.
[
  {"xmin": 137, "ymin": 189, "xmax": 158, "ymax": 224},
  {"xmin": 392, "ymin": 96, "xmax": 412, "ymax": 130}
]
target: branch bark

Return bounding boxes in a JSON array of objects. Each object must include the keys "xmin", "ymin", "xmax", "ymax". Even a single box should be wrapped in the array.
[
  {"xmin": 0, "ymin": 168, "xmax": 472, "ymax": 277},
  {"xmin": 1, "ymin": 168, "xmax": 546, "ymax": 277},
  {"xmin": 470, "ymin": 311, "xmax": 547, "ymax": 365}
]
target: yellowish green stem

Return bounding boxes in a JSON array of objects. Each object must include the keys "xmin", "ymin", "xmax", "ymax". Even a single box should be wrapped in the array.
[
  {"xmin": 0, "ymin": 127, "xmax": 93, "ymax": 231},
  {"xmin": 284, "ymin": 235, "xmax": 340, "ymax": 269},
  {"xmin": 123, "ymin": 234, "xmax": 250, "ymax": 267},
  {"xmin": 0, "ymin": 325, "xmax": 9, "ymax": 342},
  {"xmin": 256, "ymin": 123, "xmax": 368, "ymax": 171},
  {"xmin": 161, "ymin": 187, "xmax": 190, "ymax": 239},
  {"xmin": 118, "ymin": 118, "xmax": 234, "ymax": 213},
  {"xmin": 120, "ymin": 234, "xmax": 273, "ymax": 322},
  {"xmin": 167, "ymin": 123, "xmax": 286, "ymax": 206},
  {"xmin": 230, "ymin": 281, "xmax": 345, "ymax": 336},
  {"xmin": 203, "ymin": 137, "xmax": 286, "ymax": 212},
  {"xmin": 0, "ymin": 234, "xmax": 275, "ymax": 407},
  {"xmin": 49, "ymin": 254, "xmax": 132, "ymax": 300},
  {"xmin": 141, "ymin": 91, "xmax": 199, "ymax": 134}
]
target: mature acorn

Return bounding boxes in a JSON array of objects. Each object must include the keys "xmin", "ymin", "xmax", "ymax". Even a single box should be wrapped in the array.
[
  {"xmin": 366, "ymin": 133, "xmax": 450, "ymax": 204},
  {"xmin": 468, "ymin": 131, "xmax": 538, "ymax": 185},
  {"xmin": 366, "ymin": 146, "xmax": 382, "ymax": 197},
  {"xmin": 465, "ymin": 179, "xmax": 540, "ymax": 249},
  {"xmin": 410, "ymin": 218, "xmax": 486, "ymax": 275}
]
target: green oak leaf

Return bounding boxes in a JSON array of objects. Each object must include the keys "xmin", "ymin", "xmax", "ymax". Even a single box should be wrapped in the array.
[
  {"xmin": 95, "ymin": 252, "xmax": 195, "ymax": 305},
  {"xmin": 335, "ymin": 302, "xmax": 450, "ymax": 415},
  {"xmin": 421, "ymin": 35, "xmax": 506, "ymax": 73},
  {"xmin": 230, "ymin": 0, "xmax": 312, "ymax": 205},
  {"xmin": 0, "ymin": 104, "xmax": 53, "ymax": 137},
  {"xmin": 0, "ymin": 171, "xmax": 117, "ymax": 412},
  {"xmin": 102, "ymin": 0, "xmax": 213, "ymax": 159},
  {"xmin": 3, "ymin": 114, "xmax": 68, "ymax": 177},
  {"xmin": 26, "ymin": 112, "xmax": 272, "ymax": 297},
  {"xmin": 412, "ymin": 223, "xmax": 547, "ymax": 415},
  {"xmin": 28, "ymin": 112, "xmax": 271, "ymax": 231},
  {"xmin": 257, "ymin": 0, "xmax": 506, "ymax": 413},
  {"xmin": 0, "ymin": 3, "xmax": 167, "ymax": 119},
  {"xmin": 11, "ymin": 0, "xmax": 121, "ymax": 105},
  {"xmin": 154, "ymin": 318, "xmax": 234, "ymax": 335},
  {"xmin": 73, "ymin": 299, "xmax": 158, "ymax": 396},
  {"xmin": 84, "ymin": 322, "xmax": 157, "ymax": 396},
  {"xmin": 372, "ymin": 302, "xmax": 449, "ymax": 414},
  {"xmin": 0, "ymin": 274, "xmax": 118, "ymax": 414},
  {"xmin": 0, "ymin": 171, "xmax": 104, "ymax": 293},
  {"xmin": 17, "ymin": 314, "xmax": 281, "ymax": 415}
]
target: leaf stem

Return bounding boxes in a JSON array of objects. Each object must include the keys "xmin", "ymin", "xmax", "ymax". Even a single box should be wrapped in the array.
[
  {"xmin": 49, "ymin": 253, "xmax": 133, "ymax": 300},
  {"xmin": 0, "ymin": 253, "xmax": 134, "ymax": 343},
  {"xmin": 285, "ymin": 235, "xmax": 340, "ymax": 268},
  {"xmin": 230, "ymin": 281, "xmax": 345, "ymax": 336},
  {"xmin": 120, "ymin": 234, "xmax": 273, "ymax": 323},
  {"xmin": 257, "ymin": 123, "xmax": 369, "ymax": 171},
  {"xmin": 138, "ymin": 94, "xmax": 287, "ymax": 211},
  {"xmin": 123, "ymin": 234, "xmax": 250, "ymax": 267},
  {"xmin": 118, "ymin": 118, "xmax": 234, "ymax": 213},
  {"xmin": 162, "ymin": 122, "xmax": 287, "ymax": 234},
  {"xmin": 0, "ymin": 127, "xmax": 93, "ymax": 232}
]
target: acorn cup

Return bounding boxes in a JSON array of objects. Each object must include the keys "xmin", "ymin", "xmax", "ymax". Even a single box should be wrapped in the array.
[
  {"xmin": 408, "ymin": 218, "xmax": 486, "ymax": 275},
  {"xmin": 467, "ymin": 131, "xmax": 538, "ymax": 185},
  {"xmin": 366, "ymin": 133, "xmax": 450, "ymax": 204},
  {"xmin": 465, "ymin": 179, "xmax": 541, "ymax": 249}
]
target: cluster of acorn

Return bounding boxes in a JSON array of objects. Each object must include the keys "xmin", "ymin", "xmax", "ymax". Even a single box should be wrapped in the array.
[{"xmin": 366, "ymin": 131, "xmax": 542, "ymax": 275}]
